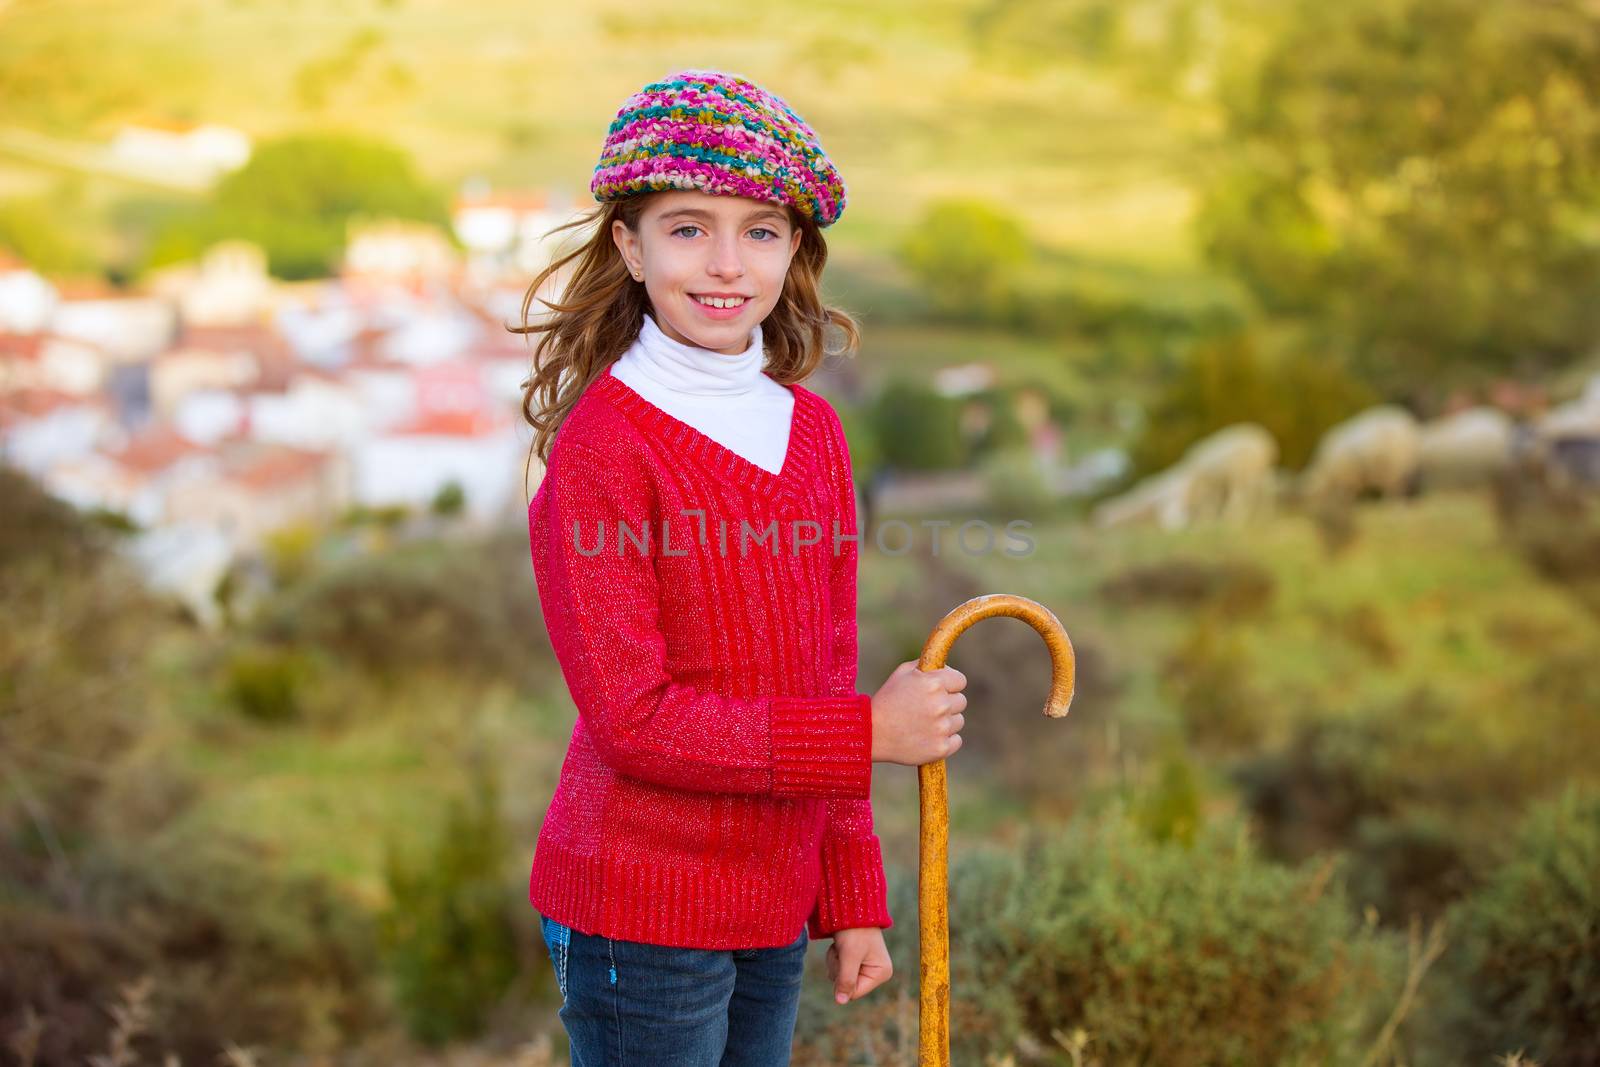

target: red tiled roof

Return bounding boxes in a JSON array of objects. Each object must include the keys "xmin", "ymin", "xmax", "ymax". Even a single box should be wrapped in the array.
[
  {"xmin": 390, "ymin": 409, "xmax": 503, "ymax": 438},
  {"xmin": 111, "ymin": 425, "xmax": 205, "ymax": 473},
  {"xmin": 225, "ymin": 445, "xmax": 328, "ymax": 490},
  {"xmin": 0, "ymin": 387, "xmax": 100, "ymax": 426},
  {"xmin": 0, "ymin": 332, "xmax": 45, "ymax": 361}
]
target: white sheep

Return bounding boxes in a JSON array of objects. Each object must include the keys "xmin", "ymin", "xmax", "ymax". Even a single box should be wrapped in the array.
[
  {"xmin": 1090, "ymin": 465, "xmax": 1196, "ymax": 531},
  {"xmin": 1417, "ymin": 405, "xmax": 1515, "ymax": 490},
  {"xmin": 1519, "ymin": 373, "xmax": 1600, "ymax": 489},
  {"xmin": 1176, "ymin": 422, "xmax": 1279, "ymax": 524},
  {"xmin": 1091, "ymin": 422, "xmax": 1279, "ymax": 531},
  {"xmin": 1534, "ymin": 374, "xmax": 1600, "ymax": 441},
  {"xmin": 1299, "ymin": 405, "xmax": 1422, "ymax": 509}
]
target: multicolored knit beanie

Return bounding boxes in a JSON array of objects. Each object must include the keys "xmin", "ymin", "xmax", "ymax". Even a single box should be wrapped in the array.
[{"xmin": 590, "ymin": 69, "xmax": 846, "ymax": 229}]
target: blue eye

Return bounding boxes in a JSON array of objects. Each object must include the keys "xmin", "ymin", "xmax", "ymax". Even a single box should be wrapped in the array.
[{"xmin": 671, "ymin": 224, "xmax": 781, "ymax": 240}]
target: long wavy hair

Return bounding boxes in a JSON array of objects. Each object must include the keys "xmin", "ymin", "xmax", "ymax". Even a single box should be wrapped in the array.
[{"xmin": 509, "ymin": 193, "xmax": 861, "ymax": 500}]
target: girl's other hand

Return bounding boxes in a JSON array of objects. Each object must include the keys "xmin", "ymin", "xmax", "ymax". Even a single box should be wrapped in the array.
[
  {"xmin": 869, "ymin": 660, "xmax": 967, "ymax": 766},
  {"xmin": 826, "ymin": 926, "xmax": 893, "ymax": 1004}
]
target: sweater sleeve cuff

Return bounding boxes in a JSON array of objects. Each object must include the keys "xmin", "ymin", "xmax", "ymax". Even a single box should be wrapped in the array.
[
  {"xmin": 806, "ymin": 833, "xmax": 894, "ymax": 939},
  {"xmin": 769, "ymin": 693, "xmax": 873, "ymax": 799}
]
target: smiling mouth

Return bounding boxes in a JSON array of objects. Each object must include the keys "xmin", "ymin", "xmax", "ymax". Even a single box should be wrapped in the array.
[{"xmin": 691, "ymin": 294, "xmax": 750, "ymax": 309}]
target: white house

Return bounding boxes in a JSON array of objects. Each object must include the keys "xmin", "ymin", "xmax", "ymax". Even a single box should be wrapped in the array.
[
  {"xmin": 47, "ymin": 424, "xmax": 217, "ymax": 528},
  {"xmin": 50, "ymin": 292, "xmax": 178, "ymax": 363},
  {"xmin": 146, "ymin": 241, "xmax": 275, "ymax": 327},
  {"xmin": 351, "ymin": 360, "xmax": 524, "ymax": 523},
  {"xmin": 241, "ymin": 369, "xmax": 372, "ymax": 449},
  {"xmin": 166, "ymin": 441, "xmax": 351, "ymax": 551},
  {"xmin": 0, "ymin": 388, "xmax": 116, "ymax": 478},
  {"xmin": 108, "ymin": 118, "xmax": 252, "ymax": 188},
  {"xmin": 0, "ymin": 253, "xmax": 58, "ymax": 333}
]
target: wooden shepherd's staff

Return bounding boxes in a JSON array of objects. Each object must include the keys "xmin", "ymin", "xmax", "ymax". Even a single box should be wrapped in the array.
[{"xmin": 915, "ymin": 593, "xmax": 1076, "ymax": 1067}]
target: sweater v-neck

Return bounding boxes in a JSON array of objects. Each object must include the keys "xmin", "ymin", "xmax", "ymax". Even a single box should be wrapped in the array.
[{"xmin": 592, "ymin": 363, "xmax": 818, "ymax": 504}]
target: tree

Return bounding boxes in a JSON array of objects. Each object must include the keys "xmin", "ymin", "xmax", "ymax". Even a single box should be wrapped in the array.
[
  {"xmin": 1196, "ymin": 0, "xmax": 1600, "ymax": 393},
  {"xmin": 897, "ymin": 198, "xmax": 1032, "ymax": 322},
  {"xmin": 145, "ymin": 132, "xmax": 450, "ymax": 280}
]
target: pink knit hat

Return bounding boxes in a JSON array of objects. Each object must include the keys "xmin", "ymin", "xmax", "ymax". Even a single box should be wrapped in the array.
[{"xmin": 590, "ymin": 69, "xmax": 846, "ymax": 228}]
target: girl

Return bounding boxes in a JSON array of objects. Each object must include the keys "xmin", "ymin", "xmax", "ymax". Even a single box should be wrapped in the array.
[{"xmin": 513, "ymin": 69, "xmax": 968, "ymax": 1066}]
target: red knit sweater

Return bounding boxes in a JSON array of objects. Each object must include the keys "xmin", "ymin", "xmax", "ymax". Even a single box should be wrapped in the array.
[{"xmin": 526, "ymin": 364, "xmax": 893, "ymax": 949}]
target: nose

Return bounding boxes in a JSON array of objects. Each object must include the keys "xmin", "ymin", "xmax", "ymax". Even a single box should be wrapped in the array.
[{"xmin": 706, "ymin": 231, "xmax": 746, "ymax": 280}]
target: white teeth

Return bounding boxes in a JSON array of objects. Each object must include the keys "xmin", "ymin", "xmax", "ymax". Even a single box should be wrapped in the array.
[{"xmin": 694, "ymin": 295, "xmax": 746, "ymax": 309}]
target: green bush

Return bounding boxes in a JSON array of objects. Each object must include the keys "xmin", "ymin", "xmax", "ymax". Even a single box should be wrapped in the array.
[
  {"xmin": 264, "ymin": 520, "xmax": 321, "ymax": 586},
  {"xmin": 797, "ymin": 806, "xmax": 1396, "ymax": 1065},
  {"xmin": 969, "ymin": 387, "xmax": 1032, "ymax": 457},
  {"xmin": 979, "ymin": 445, "xmax": 1054, "ymax": 517},
  {"xmin": 379, "ymin": 771, "xmax": 520, "ymax": 1045},
  {"xmin": 430, "ymin": 479, "xmax": 466, "ymax": 516},
  {"xmin": 1097, "ymin": 557, "xmax": 1276, "ymax": 617},
  {"xmin": 896, "ymin": 198, "xmax": 1032, "ymax": 323},
  {"xmin": 1160, "ymin": 611, "xmax": 1272, "ymax": 752},
  {"xmin": 1231, "ymin": 686, "xmax": 1531, "ymax": 923},
  {"xmin": 948, "ymin": 810, "xmax": 1391, "ymax": 1065},
  {"xmin": 253, "ymin": 533, "xmax": 546, "ymax": 688},
  {"xmin": 35, "ymin": 831, "xmax": 388, "ymax": 1061},
  {"xmin": 1447, "ymin": 783, "xmax": 1600, "ymax": 1066},
  {"xmin": 1132, "ymin": 747, "xmax": 1205, "ymax": 846},
  {"xmin": 871, "ymin": 378, "xmax": 967, "ymax": 471},
  {"xmin": 1130, "ymin": 329, "xmax": 1376, "ymax": 479},
  {"xmin": 220, "ymin": 642, "xmax": 317, "ymax": 724}
]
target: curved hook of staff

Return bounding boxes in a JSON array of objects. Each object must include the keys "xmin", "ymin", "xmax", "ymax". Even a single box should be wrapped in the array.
[{"xmin": 914, "ymin": 593, "xmax": 1076, "ymax": 1067}]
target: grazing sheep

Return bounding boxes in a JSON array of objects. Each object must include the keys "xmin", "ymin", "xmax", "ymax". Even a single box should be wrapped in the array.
[
  {"xmin": 1534, "ymin": 375, "xmax": 1600, "ymax": 441},
  {"xmin": 1522, "ymin": 374, "xmax": 1600, "ymax": 489},
  {"xmin": 1417, "ymin": 405, "xmax": 1515, "ymax": 490},
  {"xmin": 1177, "ymin": 422, "xmax": 1279, "ymax": 524},
  {"xmin": 1091, "ymin": 422, "xmax": 1279, "ymax": 531},
  {"xmin": 1091, "ymin": 465, "xmax": 1196, "ymax": 531},
  {"xmin": 1300, "ymin": 405, "xmax": 1422, "ymax": 509}
]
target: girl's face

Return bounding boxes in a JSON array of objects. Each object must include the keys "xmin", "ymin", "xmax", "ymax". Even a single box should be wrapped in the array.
[{"xmin": 612, "ymin": 191, "xmax": 804, "ymax": 356}]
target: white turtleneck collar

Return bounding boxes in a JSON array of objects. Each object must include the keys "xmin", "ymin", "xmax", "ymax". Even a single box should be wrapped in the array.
[
  {"xmin": 608, "ymin": 310, "xmax": 795, "ymax": 475},
  {"xmin": 624, "ymin": 310, "xmax": 766, "ymax": 397}
]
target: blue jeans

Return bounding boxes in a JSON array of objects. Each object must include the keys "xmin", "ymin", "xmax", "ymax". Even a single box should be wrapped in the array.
[{"xmin": 538, "ymin": 912, "xmax": 810, "ymax": 1066}]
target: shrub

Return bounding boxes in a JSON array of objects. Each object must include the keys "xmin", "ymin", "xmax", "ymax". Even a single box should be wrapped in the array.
[
  {"xmin": 1130, "ymin": 329, "xmax": 1376, "ymax": 479},
  {"xmin": 252, "ymin": 531, "xmax": 546, "ymax": 689},
  {"xmin": 263, "ymin": 520, "xmax": 320, "ymax": 586},
  {"xmin": 12, "ymin": 831, "xmax": 387, "ymax": 1062},
  {"xmin": 1231, "ymin": 686, "xmax": 1533, "ymax": 924},
  {"xmin": 379, "ymin": 770, "xmax": 520, "ymax": 1045},
  {"xmin": 979, "ymin": 445, "xmax": 1054, "ymax": 518},
  {"xmin": 431, "ymin": 479, "xmax": 466, "ymax": 516},
  {"xmin": 219, "ymin": 642, "xmax": 317, "ymax": 724},
  {"xmin": 969, "ymin": 387, "xmax": 1032, "ymax": 457},
  {"xmin": 798, "ymin": 807, "xmax": 1395, "ymax": 1065},
  {"xmin": 1447, "ymin": 784, "xmax": 1600, "ymax": 1066},
  {"xmin": 1160, "ymin": 610, "xmax": 1272, "ymax": 752},
  {"xmin": 897, "ymin": 198, "xmax": 1031, "ymax": 323},
  {"xmin": 871, "ymin": 378, "xmax": 967, "ymax": 471},
  {"xmin": 950, "ymin": 810, "xmax": 1389, "ymax": 1064},
  {"xmin": 1132, "ymin": 746, "xmax": 1205, "ymax": 846},
  {"xmin": 1096, "ymin": 557, "xmax": 1275, "ymax": 618}
]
